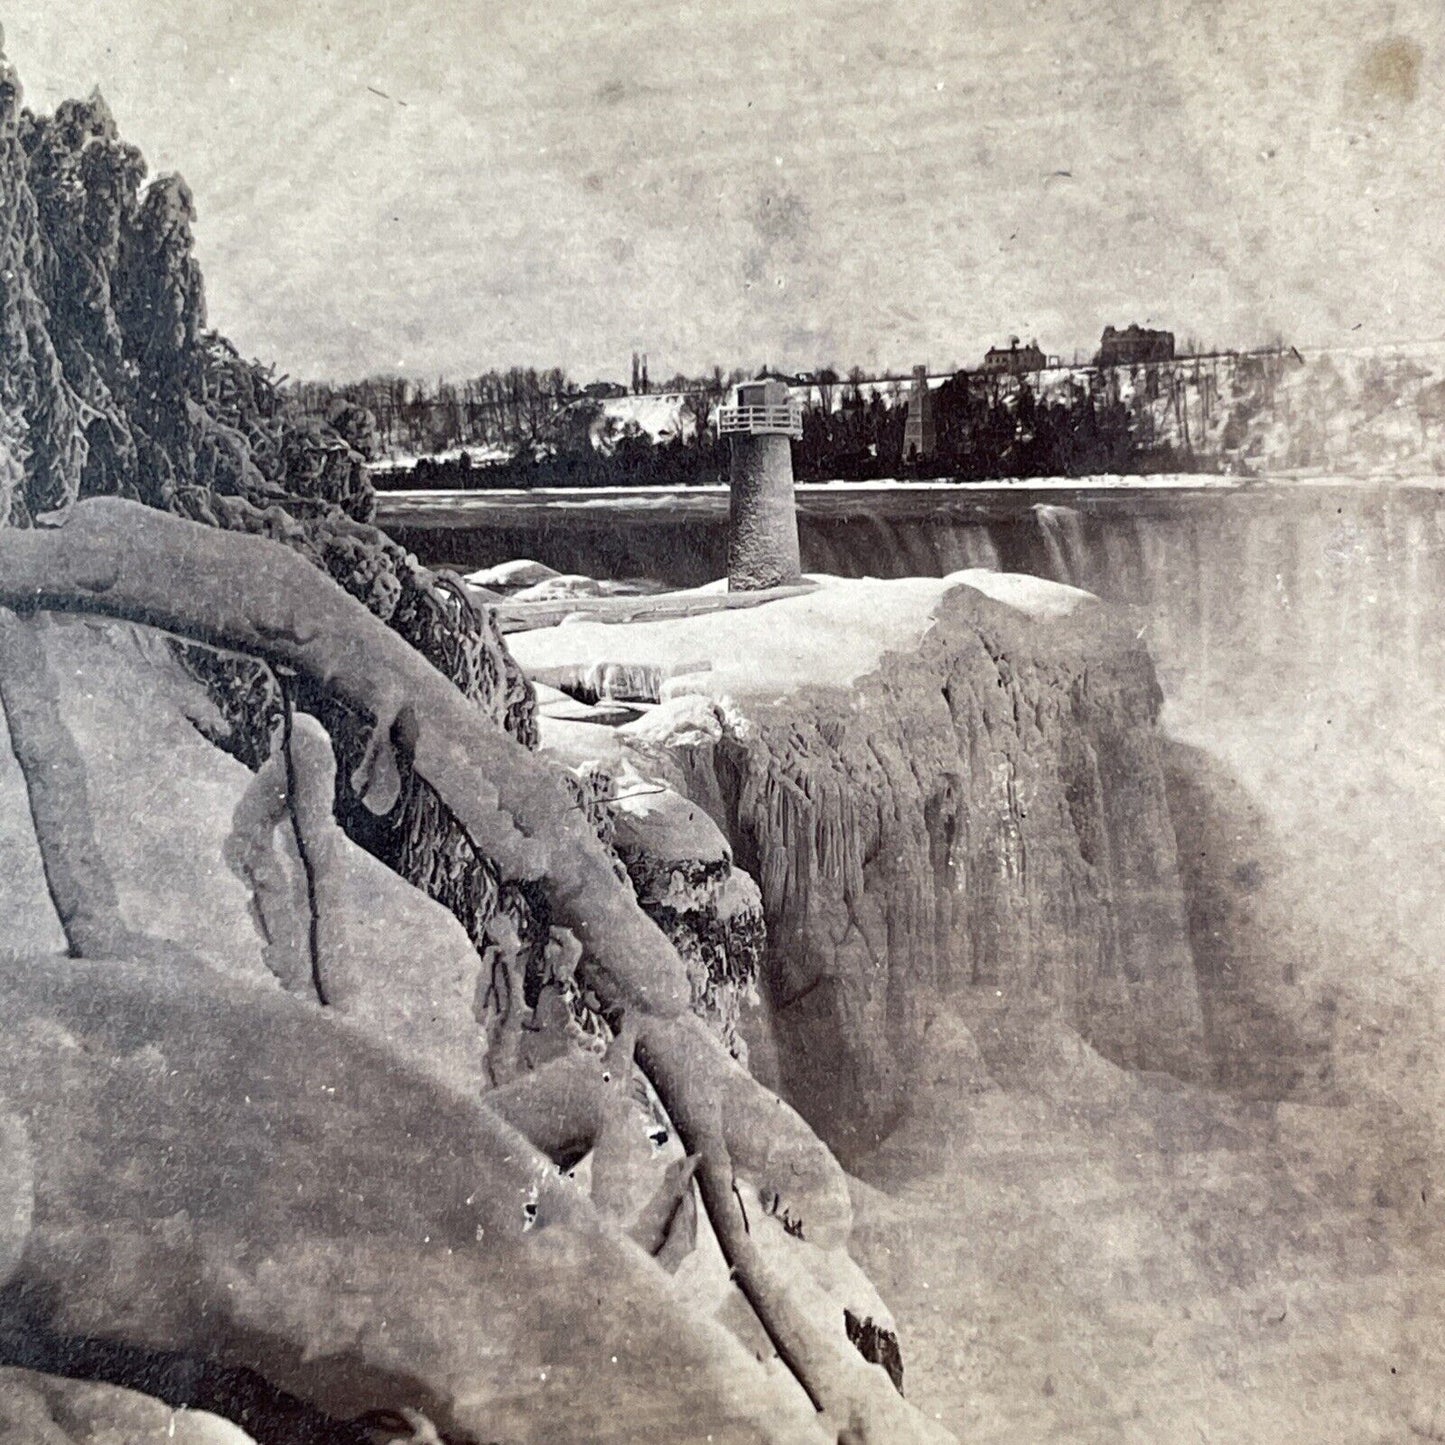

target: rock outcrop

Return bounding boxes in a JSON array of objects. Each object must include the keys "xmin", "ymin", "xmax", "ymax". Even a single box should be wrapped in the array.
[{"xmin": 512, "ymin": 572, "xmax": 1209, "ymax": 1154}]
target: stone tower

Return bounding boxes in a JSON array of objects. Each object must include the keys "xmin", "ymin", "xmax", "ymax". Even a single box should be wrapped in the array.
[
  {"xmin": 717, "ymin": 379, "xmax": 803, "ymax": 591},
  {"xmin": 902, "ymin": 365, "xmax": 935, "ymax": 460}
]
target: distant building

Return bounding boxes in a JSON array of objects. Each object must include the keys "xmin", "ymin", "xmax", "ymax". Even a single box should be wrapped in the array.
[
  {"xmin": 582, "ymin": 380, "xmax": 628, "ymax": 399},
  {"xmin": 902, "ymin": 365, "xmax": 936, "ymax": 460},
  {"xmin": 1094, "ymin": 325, "xmax": 1175, "ymax": 367},
  {"xmin": 982, "ymin": 337, "xmax": 1047, "ymax": 376}
]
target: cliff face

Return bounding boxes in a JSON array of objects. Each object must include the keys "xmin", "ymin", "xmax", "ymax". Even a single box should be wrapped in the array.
[
  {"xmin": 1102, "ymin": 344, "xmax": 1445, "ymax": 477},
  {"xmin": 513, "ymin": 575, "xmax": 1211, "ymax": 1155}
]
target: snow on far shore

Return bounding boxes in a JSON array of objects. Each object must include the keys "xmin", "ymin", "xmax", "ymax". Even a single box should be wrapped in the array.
[
  {"xmin": 377, "ymin": 442, "xmax": 514, "ymax": 470},
  {"xmin": 596, "ymin": 392, "xmax": 696, "ymax": 445},
  {"xmin": 372, "ymin": 394, "xmax": 696, "ymax": 468}
]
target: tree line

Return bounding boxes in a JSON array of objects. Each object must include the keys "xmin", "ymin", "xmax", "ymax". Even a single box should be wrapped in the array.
[
  {"xmin": 339, "ymin": 365, "xmax": 1205, "ymax": 491},
  {"xmin": 791, "ymin": 373, "xmax": 1194, "ymax": 482},
  {"xmin": 288, "ymin": 366, "xmax": 750, "ymax": 467}
]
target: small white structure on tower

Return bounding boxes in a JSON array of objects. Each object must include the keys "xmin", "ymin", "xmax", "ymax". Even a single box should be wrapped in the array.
[{"xmin": 716, "ymin": 379, "xmax": 803, "ymax": 592}]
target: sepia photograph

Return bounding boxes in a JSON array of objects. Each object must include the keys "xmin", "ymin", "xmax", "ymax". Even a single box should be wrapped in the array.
[{"xmin": 0, "ymin": 2, "xmax": 1442, "ymax": 1441}]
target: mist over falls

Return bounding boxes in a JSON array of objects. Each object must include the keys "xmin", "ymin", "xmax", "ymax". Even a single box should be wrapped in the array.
[{"xmin": 396, "ymin": 484, "xmax": 1445, "ymax": 1132}]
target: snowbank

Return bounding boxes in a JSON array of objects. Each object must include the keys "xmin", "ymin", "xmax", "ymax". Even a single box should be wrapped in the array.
[{"xmin": 513, "ymin": 571, "xmax": 1099, "ymax": 708}]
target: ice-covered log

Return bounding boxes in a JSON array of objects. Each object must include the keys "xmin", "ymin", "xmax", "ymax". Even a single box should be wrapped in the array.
[
  {"xmin": 0, "ymin": 612, "xmax": 184, "ymax": 963},
  {"xmin": 223, "ymin": 712, "xmax": 346, "ymax": 1004},
  {"xmin": 642, "ymin": 1076, "xmax": 937, "ymax": 1442},
  {"xmin": 637, "ymin": 1012, "xmax": 851, "ymax": 1249},
  {"xmin": 0, "ymin": 499, "xmax": 687, "ymax": 1019},
  {"xmin": 0, "ymin": 1111, "xmax": 31, "ymax": 1288},
  {"xmin": 1, "ymin": 616, "xmax": 493, "ymax": 1095}
]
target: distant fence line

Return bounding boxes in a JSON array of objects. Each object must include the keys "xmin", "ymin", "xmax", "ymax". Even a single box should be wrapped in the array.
[{"xmin": 291, "ymin": 346, "xmax": 1306, "ymax": 424}]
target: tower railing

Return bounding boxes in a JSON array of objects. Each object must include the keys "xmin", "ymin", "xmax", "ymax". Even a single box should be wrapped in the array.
[{"xmin": 716, "ymin": 401, "xmax": 804, "ymax": 439}]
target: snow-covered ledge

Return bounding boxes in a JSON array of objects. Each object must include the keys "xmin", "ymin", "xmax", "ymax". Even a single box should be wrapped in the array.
[{"xmin": 511, "ymin": 571, "xmax": 1207, "ymax": 1157}]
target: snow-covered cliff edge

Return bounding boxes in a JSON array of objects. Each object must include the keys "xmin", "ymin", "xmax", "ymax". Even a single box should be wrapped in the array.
[{"xmin": 513, "ymin": 574, "xmax": 1220, "ymax": 1154}]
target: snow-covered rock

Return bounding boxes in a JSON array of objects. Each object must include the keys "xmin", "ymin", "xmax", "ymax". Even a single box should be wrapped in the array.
[
  {"xmin": 508, "ymin": 573, "xmax": 607, "ymax": 602},
  {"xmin": 609, "ymin": 774, "xmax": 764, "ymax": 1059},
  {"xmin": 513, "ymin": 573, "xmax": 1208, "ymax": 1154},
  {"xmin": 463, "ymin": 558, "xmax": 561, "ymax": 591},
  {"xmin": 0, "ymin": 612, "xmax": 897, "ymax": 1443},
  {"xmin": 0, "ymin": 951, "xmax": 830, "ymax": 1445}
]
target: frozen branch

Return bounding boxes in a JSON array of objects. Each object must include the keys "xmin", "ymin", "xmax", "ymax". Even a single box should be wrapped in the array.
[{"xmin": 0, "ymin": 500, "xmax": 946, "ymax": 1441}]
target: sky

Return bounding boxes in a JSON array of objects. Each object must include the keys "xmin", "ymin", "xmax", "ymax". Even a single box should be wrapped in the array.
[{"xmin": 6, "ymin": 1, "xmax": 1444, "ymax": 382}]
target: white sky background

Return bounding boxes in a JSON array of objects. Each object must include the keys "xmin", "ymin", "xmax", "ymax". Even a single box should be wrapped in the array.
[{"xmin": 6, "ymin": 1, "xmax": 1443, "ymax": 382}]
